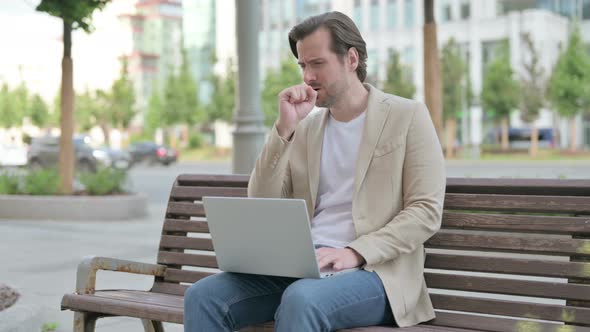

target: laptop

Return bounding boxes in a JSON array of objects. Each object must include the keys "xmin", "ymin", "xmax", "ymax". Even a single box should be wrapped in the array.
[{"xmin": 202, "ymin": 196, "xmax": 359, "ymax": 279}]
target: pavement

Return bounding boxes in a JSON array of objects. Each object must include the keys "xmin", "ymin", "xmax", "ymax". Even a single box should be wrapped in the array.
[{"xmin": 0, "ymin": 160, "xmax": 589, "ymax": 332}]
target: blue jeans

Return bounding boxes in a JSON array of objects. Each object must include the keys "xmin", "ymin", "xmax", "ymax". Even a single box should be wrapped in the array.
[{"xmin": 184, "ymin": 270, "xmax": 395, "ymax": 331}]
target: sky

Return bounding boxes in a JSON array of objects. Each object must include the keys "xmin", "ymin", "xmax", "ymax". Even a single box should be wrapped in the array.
[{"xmin": 0, "ymin": 0, "xmax": 127, "ymax": 102}]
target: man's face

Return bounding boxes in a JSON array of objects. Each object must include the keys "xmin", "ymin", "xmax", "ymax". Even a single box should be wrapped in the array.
[{"xmin": 296, "ymin": 28, "xmax": 353, "ymax": 108}]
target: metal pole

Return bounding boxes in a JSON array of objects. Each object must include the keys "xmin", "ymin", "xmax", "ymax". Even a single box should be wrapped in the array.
[{"xmin": 233, "ymin": 0, "xmax": 266, "ymax": 174}]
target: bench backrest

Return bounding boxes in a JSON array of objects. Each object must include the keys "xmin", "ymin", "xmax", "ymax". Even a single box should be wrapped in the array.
[{"xmin": 155, "ymin": 174, "xmax": 590, "ymax": 331}]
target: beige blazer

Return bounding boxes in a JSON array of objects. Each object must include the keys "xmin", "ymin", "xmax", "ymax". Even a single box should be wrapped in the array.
[{"xmin": 248, "ymin": 84, "xmax": 446, "ymax": 327}]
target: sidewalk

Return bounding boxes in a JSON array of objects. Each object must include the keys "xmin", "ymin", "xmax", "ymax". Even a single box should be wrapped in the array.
[{"xmin": 0, "ymin": 204, "xmax": 184, "ymax": 332}]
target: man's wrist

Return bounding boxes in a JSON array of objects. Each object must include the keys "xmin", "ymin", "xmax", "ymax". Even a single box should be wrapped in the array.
[
  {"xmin": 346, "ymin": 247, "xmax": 366, "ymax": 267},
  {"xmin": 275, "ymin": 122, "xmax": 295, "ymax": 141}
]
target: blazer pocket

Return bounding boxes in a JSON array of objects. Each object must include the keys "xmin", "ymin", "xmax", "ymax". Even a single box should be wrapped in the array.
[{"xmin": 373, "ymin": 136, "xmax": 405, "ymax": 158}]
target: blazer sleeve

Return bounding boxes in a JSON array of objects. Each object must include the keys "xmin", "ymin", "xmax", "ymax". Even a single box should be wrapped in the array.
[
  {"xmin": 348, "ymin": 102, "xmax": 446, "ymax": 266},
  {"xmin": 248, "ymin": 124, "xmax": 294, "ymax": 199}
]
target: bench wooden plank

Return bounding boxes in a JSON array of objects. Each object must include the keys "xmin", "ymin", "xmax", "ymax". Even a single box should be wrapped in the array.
[
  {"xmin": 157, "ymin": 251, "xmax": 218, "ymax": 268},
  {"xmin": 176, "ymin": 174, "xmax": 250, "ymax": 187},
  {"xmin": 444, "ymin": 193, "xmax": 590, "ymax": 214},
  {"xmin": 426, "ymin": 232, "xmax": 590, "ymax": 257},
  {"xmin": 163, "ymin": 218, "xmax": 209, "ymax": 233},
  {"xmin": 163, "ymin": 268, "xmax": 215, "ymax": 283},
  {"xmin": 446, "ymin": 178, "xmax": 590, "ymax": 197},
  {"xmin": 431, "ymin": 294, "xmax": 590, "ymax": 325},
  {"xmin": 442, "ymin": 212, "xmax": 590, "ymax": 235},
  {"xmin": 425, "ymin": 254, "xmax": 590, "ymax": 280},
  {"xmin": 425, "ymin": 272, "xmax": 590, "ymax": 301},
  {"xmin": 152, "ymin": 282, "xmax": 189, "ymax": 296},
  {"xmin": 159, "ymin": 235, "xmax": 214, "ymax": 251},
  {"xmin": 170, "ymin": 186, "xmax": 247, "ymax": 201},
  {"xmin": 166, "ymin": 202, "xmax": 205, "ymax": 218}
]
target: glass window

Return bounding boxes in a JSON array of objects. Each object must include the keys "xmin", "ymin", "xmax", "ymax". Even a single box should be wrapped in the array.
[
  {"xmin": 402, "ymin": 46, "xmax": 415, "ymax": 65},
  {"xmin": 460, "ymin": 0, "xmax": 470, "ymax": 19},
  {"xmin": 367, "ymin": 48, "xmax": 379, "ymax": 78},
  {"xmin": 583, "ymin": 0, "xmax": 590, "ymax": 19},
  {"xmin": 404, "ymin": 0, "xmax": 414, "ymax": 28},
  {"xmin": 353, "ymin": 0, "xmax": 363, "ymax": 29},
  {"xmin": 441, "ymin": 0, "xmax": 452, "ymax": 22},
  {"xmin": 370, "ymin": 0, "xmax": 380, "ymax": 31},
  {"xmin": 387, "ymin": 0, "xmax": 397, "ymax": 29}
]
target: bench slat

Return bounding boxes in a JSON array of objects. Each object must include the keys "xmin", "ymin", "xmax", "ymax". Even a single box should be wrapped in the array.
[
  {"xmin": 163, "ymin": 218, "xmax": 209, "ymax": 233},
  {"xmin": 431, "ymin": 294, "xmax": 590, "ymax": 325},
  {"xmin": 170, "ymin": 186, "xmax": 247, "ymax": 201},
  {"xmin": 157, "ymin": 251, "xmax": 218, "ymax": 268},
  {"xmin": 426, "ymin": 232, "xmax": 590, "ymax": 257},
  {"xmin": 430, "ymin": 311, "xmax": 590, "ymax": 332},
  {"xmin": 446, "ymin": 178, "xmax": 590, "ymax": 197},
  {"xmin": 425, "ymin": 253, "xmax": 590, "ymax": 280},
  {"xmin": 164, "ymin": 268, "xmax": 215, "ymax": 283},
  {"xmin": 444, "ymin": 193, "xmax": 590, "ymax": 214},
  {"xmin": 166, "ymin": 202, "xmax": 205, "ymax": 218},
  {"xmin": 159, "ymin": 235, "xmax": 214, "ymax": 251},
  {"xmin": 442, "ymin": 212, "xmax": 590, "ymax": 235},
  {"xmin": 152, "ymin": 282, "xmax": 189, "ymax": 296},
  {"xmin": 176, "ymin": 174, "xmax": 250, "ymax": 187},
  {"xmin": 425, "ymin": 272, "xmax": 590, "ymax": 301}
]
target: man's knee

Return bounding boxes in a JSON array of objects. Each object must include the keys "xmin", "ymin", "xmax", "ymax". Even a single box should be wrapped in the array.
[{"xmin": 275, "ymin": 281, "xmax": 327, "ymax": 325}]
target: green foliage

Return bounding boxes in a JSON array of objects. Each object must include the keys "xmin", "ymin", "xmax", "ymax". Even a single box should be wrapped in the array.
[
  {"xmin": 22, "ymin": 169, "xmax": 60, "ymax": 195},
  {"xmin": 262, "ymin": 58, "xmax": 302, "ymax": 127},
  {"xmin": 206, "ymin": 59, "xmax": 236, "ymax": 123},
  {"xmin": 188, "ymin": 132, "xmax": 203, "ymax": 149},
  {"xmin": 441, "ymin": 38, "xmax": 467, "ymax": 120},
  {"xmin": 29, "ymin": 94, "xmax": 50, "ymax": 128},
  {"xmin": 0, "ymin": 173, "xmax": 20, "ymax": 195},
  {"xmin": 75, "ymin": 88, "xmax": 110, "ymax": 132},
  {"xmin": 547, "ymin": 26, "xmax": 590, "ymax": 119},
  {"xmin": 41, "ymin": 322, "xmax": 58, "ymax": 332},
  {"xmin": 36, "ymin": 0, "xmax": 110, "ymax": 32},
  {"xmin": 145, "ymin": 87, "xmax": 163, "ymax": 134},
  {"xmin": 481, "ymin": 43, "xmax": 520, "ymax": 121},
  {"xmin": 162, "ymin": 50, "xmax": 202, "ymax": 127},
  {"xmin": 110, "ymin": 58, "xmax": 137, "ymax": 129},
  {"xmin": 80, "ymin": 168, "xmax": 127, "ymax": 195},
  {"xmin": 0, "ymin": 84, "xmax": 21, "ymax": 128},
  {"xmin": 519, "ymin": 33, "xmax": 546, "ymax": 123},
  {"xmin": 382, "ymin": 50, "xmax": 416, "ymax": 99},
  {"xmin": 129, "ymin": 131, "xmax": 154, "ymax": 144}
]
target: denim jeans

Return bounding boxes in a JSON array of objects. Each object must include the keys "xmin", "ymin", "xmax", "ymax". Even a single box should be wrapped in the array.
[{"xmin": 183, "ymin": 270, "xmax": 395, "ymax": 332}]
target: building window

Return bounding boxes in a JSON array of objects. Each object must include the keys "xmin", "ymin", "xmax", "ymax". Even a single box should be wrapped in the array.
[
  {"xmin": 370, "ymin": 0, "xmax": 380, "ymax": 31},
  {"xmin": 583, "ymin": 0, "xmax": 590, "ymax": 19},
  {"xmin": 404, "ymin": 0, "xmax": 414, "ymax": 28},
  {"xmin": 387, "ymin": 0, "xmax": 397, "ymax": 29},
  {"xmin": 367, "ymin": 48, "xmax": 379, "ymax": 80},
  {"xmin": 402, "ymin": 46, "xmax": 415, "ymax": 65},
  {"xmin": 353, "ymin": 0, "xmax": 363, "ymax": 29},
  {"xmin": 460, "ymin": 0, "xmax": 470, "ymax": 19},
  {"xmin": 440, "ymin": 0, "xmax": 452, "ymax": 22}
]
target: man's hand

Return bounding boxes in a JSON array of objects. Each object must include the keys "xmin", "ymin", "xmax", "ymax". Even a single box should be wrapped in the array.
[
  {"xmin": 316, "ymin": 247, "xmax": 366, "ymax": 271},
  {"xmin": 276, "ymin": 84, "xmax": 317, "ymax": 139}
]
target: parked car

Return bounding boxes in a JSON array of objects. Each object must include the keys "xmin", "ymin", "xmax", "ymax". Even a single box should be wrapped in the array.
[
  {"xmin": 0, "ymin": 144, "xmax": 28, "ymax": 167},
  {"xmin": 27, "ymin": 135, "xmax": 131, "ymax": 172},
  {"xmin": 127, "ymin": 141, "xmax": 178, "ymax": 166},
  {"xmin": 484, "ymin": 127, "xmax": 556, "ymax": 149}
]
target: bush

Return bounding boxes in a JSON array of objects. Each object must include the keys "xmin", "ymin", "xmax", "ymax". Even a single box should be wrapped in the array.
[
  {"xmin": 80, "ymin": 168, "xmax": 127, "ymax": 195},
  {"xmin": 188, "ymin": 133, "xmax": 203, "ymax": 149},
  {"xmin": 0, "ymin": 173, "xmax": 20, "ymax": 195},
  {"xmin": 22, "ymin": 169, "xmax": 60, "ymax": 195}
]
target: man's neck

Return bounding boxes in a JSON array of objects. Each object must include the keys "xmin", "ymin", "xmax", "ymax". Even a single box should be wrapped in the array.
[{"xmin": 329, "ymin": 81, "xmax": 369, "ymax": 122}]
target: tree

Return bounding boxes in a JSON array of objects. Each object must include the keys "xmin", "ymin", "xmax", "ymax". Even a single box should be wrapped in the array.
[
  {"xmin": 145, "ymin": 87, "xmax": 163, "ymax": 136},
  {"xmin": 76, "ymin": 88, "xmax": 111, "ymax": 145},
  {"xmin": 424, "ymin": 0, "xmax": 443, "ymax": 144},
  {"xmin": 382, "ymin": 50, "xmax": 416, "ymax": 99},
  {"xmin": 547, "ymin": 26, "xmax": 590, "ymax": 153},
  {"xmin": 206, "ymin": 59, "xmax": 236, "ymax": 124},
  {"xmin": 110, "ymin": 58, "xmax": 136, "ymax": 132},
  {"xmin": 36, "ymin": 0, "xmax": 111, "ymax": 194},
  {"xmin": 0, "ymin": 84, "xmax": 20, "ymax": 129},
  {"xmin": 262, "ymin": 58, "xmax": 302, "ymax": 127},
  {"xmin": 441, "ymin": 38, "xmax": 467, "ymax": 159},
  {"xmin": 519, "ymin": 33, "xmax": 546, "ymax": 157},
  {"xmin": 481, "ymin": 42, "xmax": 520, "ymax": 151},
  {"xmin": 28, "ymin": 94, "xmax": 50, "ymax": 129}
]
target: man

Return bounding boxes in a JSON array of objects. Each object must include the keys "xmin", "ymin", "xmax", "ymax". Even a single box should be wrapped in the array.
[{"xmin": 184, "ymin": 11, "xmax": 445, "ymax": 331}]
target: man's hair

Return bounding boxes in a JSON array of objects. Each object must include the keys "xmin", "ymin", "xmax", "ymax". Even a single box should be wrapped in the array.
[{"xmin": 288, "ymin": 11, "xmax": 368, "ymax": 82}]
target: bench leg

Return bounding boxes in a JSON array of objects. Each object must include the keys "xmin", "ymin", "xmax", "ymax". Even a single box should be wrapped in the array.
[
  {"xmin": 142, "ymin": 319, "xmax": 165, "ymax": 332},
  {"xmin": 73, "ymin": 312, "xmax": 98, "ymax": 332}
]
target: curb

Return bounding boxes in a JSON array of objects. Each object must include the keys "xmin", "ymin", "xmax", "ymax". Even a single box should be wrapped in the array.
[{"xmin": 0, "ymin": 293, "xmax": 48, "ymax": 332}]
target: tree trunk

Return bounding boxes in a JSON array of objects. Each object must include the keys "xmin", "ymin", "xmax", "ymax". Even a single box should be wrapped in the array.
[
  {"xmin": 501, "ymin": 117, "xmax": 509, "ymax": 151},
  {"xmin": 100, "ymin": 123, "xmax": 111, "ymax": 147},
  {"xmin": 59, "ymin": 21, "xmax": 75, "ymax": 194},
  {"xmin": 529, "ymin": 124, "xmax": 538, "ymax": 157},
  {"xmin": 445, "ymin": 117, "xmax": 456, "ymax": 159},
  {"xmin": 423, "ymin": 0, "xmax": 443, "ymax": 145},
  {"xmin": 569, "ymin": 118, "xmax": 577, "ymax": 153}
]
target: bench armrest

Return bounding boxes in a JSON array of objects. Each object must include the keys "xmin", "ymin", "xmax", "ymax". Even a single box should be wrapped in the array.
[{"xmin": 76, "ymin": 256, "xmax": 166, "ymax": 295}]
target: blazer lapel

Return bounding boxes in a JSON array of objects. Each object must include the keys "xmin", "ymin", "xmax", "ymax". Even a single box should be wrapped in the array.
[
  {"xmin": 307, "ymin": 109, "xmax": 329, "ymax": 213},
  {"xmin": 354, "ymin": 84, "xmax": 391, "ymax": 196}
]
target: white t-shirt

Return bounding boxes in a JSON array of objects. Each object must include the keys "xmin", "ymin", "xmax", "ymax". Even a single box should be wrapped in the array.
[{"xmin": 311, "ymin": 110, "xmax": 366, "ymax": 248}]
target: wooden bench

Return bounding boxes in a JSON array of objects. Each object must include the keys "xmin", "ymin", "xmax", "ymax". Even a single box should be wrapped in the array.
[{"xmin": 61, "ymin": 174, "xmax": 590, "ymax": 332}]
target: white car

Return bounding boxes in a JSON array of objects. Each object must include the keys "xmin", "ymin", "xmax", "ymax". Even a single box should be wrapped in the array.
[{"xmin": 0, "ymin": 144, "xmax": 28, "ymax": 167}]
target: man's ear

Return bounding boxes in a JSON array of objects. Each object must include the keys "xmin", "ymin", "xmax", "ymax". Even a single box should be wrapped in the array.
[{"xmin": 348, "ymin": 47, "xmax": 359, "ymax": 72}]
